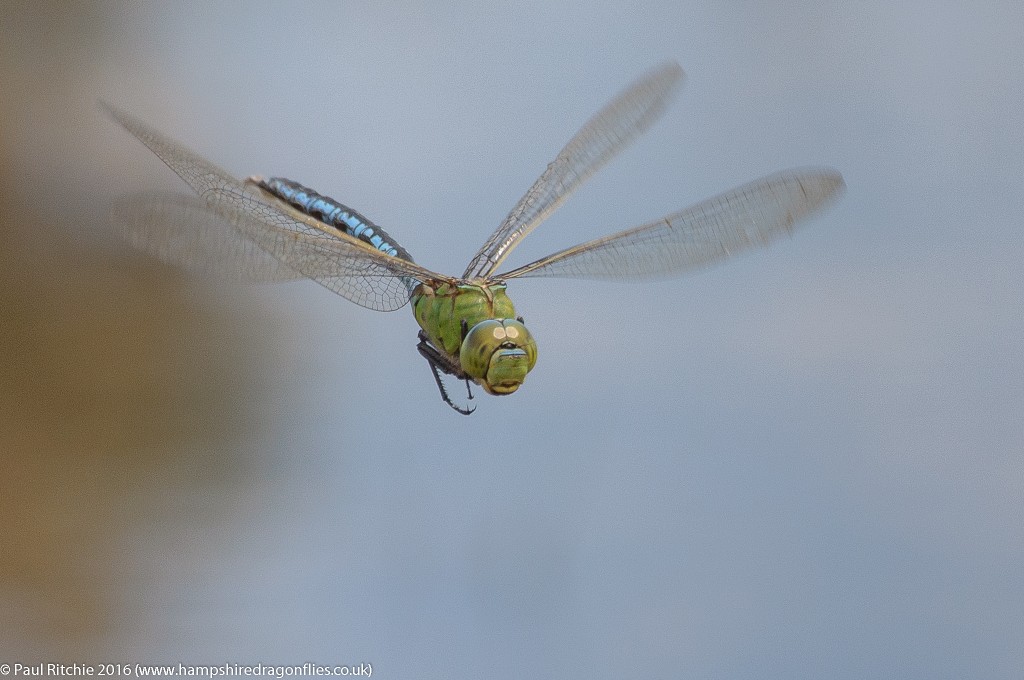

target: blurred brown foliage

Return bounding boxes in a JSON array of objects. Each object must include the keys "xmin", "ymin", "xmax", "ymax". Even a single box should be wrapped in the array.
[{"xmin": 0, "ymin": 2, "xmax": 278, "ymax": 656}]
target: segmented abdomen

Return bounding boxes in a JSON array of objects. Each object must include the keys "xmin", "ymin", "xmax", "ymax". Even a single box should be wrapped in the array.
[{"xmin": 258, "ymin": 177, "xmax": 414, "ymax": 262}]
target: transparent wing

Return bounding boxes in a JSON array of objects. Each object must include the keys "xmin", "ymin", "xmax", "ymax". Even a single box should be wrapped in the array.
[
  {"xmin": 114, "ymin": 192, "xmax": 306, "ymax": 283},
  {"xmin": 497, "ymin": 168, "xmax": 844, "ymax": 281},
  {"xmin": 462, "ymin": 61, "xmax": 684, "ymax": 280},
  {"xmin": 104, "ymin": 102, "xmax": 448, "ymax": 311},
  {"xmin": 205, "ymin": 183, "xmax": 445, "ymax": 310}
]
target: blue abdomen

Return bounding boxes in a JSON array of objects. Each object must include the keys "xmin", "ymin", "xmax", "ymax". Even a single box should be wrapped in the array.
[{"xmin": 258, "ymin": 177, "xmax": 413, "ymax": 262}]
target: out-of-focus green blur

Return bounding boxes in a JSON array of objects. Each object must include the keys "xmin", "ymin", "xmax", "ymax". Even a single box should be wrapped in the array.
[{"xmin": 0, "ymin": 3, "xmax": 280, "ymax": 656}]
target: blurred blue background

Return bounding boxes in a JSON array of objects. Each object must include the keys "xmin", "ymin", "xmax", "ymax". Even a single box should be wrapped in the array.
[{"xmin": 1, "ymin": 1, "xmax": 1021, "ymax": 677}]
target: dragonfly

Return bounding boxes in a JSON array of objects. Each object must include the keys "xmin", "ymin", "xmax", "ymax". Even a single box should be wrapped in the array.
[{"xmin": 105, "ymin": 62, "xmax": 843, "ymax": 414}]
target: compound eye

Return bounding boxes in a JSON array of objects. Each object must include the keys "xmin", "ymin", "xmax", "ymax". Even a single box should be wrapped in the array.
[
  {"xmin": 459, "ymin": 320, "xmax": 506, "ymax": 380},
  {"xmin": 459, "ymin": 319, "xmax": 538, "ymax": 382}
]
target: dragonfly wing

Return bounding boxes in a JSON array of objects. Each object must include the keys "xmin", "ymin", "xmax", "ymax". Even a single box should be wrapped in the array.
[
  {"xmin": 114, "ymin": 192, "xmax": 306, "ymax": 282},
  {"xmin": 105, "ymin": 102, "xmax": 448, "ymax": 311},
  {"xmin": 204, "ymin": 183, "xmax": 446, "ymax": 311},
  {"xmin": 102, "ymin": 102, "xmax": 240, "ymax": 199},
  {"xmin": 462, "ymin": 61, "xmax": 684, "ymax": 280},
  {"xmin": 497, "ymin": 168, "xmax": 844, "ymax": 281}
]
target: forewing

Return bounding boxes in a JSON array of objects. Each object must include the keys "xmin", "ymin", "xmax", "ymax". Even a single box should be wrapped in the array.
[
  {"xmin": 104, "ymin": 102, "xmax": 447, "ymax": 311},
  {"xmin": 462, "ymin": 61, "xmax": 684, "ymax": 279},
  {"xmin": 103, "ymin": 102, "xmax": 240, "ymax": 200},
  {"xmin": 497, "ymin": 168, "xmax": 845, "ymax": 281}
]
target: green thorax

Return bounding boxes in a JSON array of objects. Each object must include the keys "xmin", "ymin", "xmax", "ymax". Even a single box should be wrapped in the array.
[{"xmin": 412, "ymin": 280, "xmax": 516, "ymax": 357}]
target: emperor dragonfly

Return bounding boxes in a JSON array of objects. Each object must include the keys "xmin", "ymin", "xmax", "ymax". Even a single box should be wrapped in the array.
[{"xmin": 105, "ymin": 62, "xmax": 843, "ymax": 414}]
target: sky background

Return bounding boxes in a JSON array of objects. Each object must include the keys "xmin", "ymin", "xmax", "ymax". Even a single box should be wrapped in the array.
[{"xmin": 1, "ymin": 1, "xmax": 1022, "ymax": 677}]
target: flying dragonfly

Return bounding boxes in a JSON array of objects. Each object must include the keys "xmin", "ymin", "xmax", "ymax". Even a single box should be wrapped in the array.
[{"xmin": 105, "ymin": 62, "xmax": 844, "ymax": 414}]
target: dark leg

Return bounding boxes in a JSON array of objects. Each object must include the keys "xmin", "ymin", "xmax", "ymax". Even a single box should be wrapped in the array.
[
  {"xmin": 417, "ymin": 332, "xmax": 475, "ymax": 415},
  {"xmin": 459, "ymin": 319, "xmax": 474, "ymax": 400}
]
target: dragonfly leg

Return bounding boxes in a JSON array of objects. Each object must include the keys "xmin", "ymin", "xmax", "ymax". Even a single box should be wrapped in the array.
[
  {"xmin": 417, "ymin": 332, "xmax": 475, "ymax": 415},
  {"xmin": 456, "ymin": 320, "xmax": 476, "ymax": 401},
  {"xmin": 428, "ymin": 361, "xmax": 475, "ymax": 416}
]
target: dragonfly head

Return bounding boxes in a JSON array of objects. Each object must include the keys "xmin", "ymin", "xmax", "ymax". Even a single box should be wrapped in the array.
[{"xmin": 460, "ymin": 319, "xmax": 537, "ymax": 395}]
